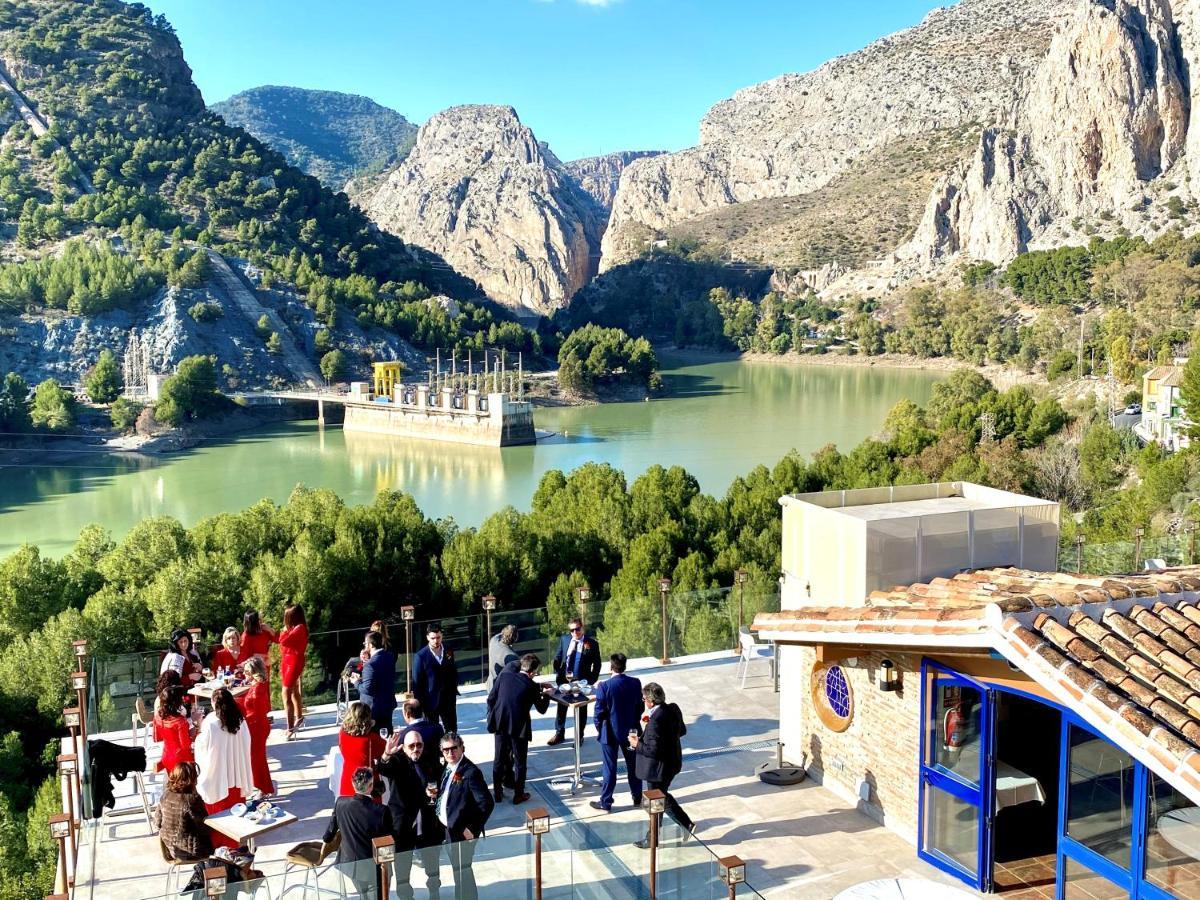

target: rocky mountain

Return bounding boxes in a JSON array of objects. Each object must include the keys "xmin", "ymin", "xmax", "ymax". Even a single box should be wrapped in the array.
[
  {"xmin": 352, "ymin": 105, "xmax": 607, "ymax": 317},
  {"xmin": 564, "ymin": 150, "xmax": 663, "ymax": 212},
  {"xmin": 601, "ymin": 0, "xmax": 1200, "ymax": 293},
  {"xmin": 211, "ymin": 86, "xmax": 417, "ymax": 190}
]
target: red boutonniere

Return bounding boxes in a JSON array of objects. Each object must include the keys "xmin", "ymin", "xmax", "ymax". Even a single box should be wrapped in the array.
[
  {"xmin": 640, "ymin": 714, "xmax": 650, "ymax": 725},
  {"xmin": 451, "ymin": 773, "xmax": 463, "ymax": 784},
  {"xmin": 583, "ymin": 640, "xmax": 592, "ymax": 651},
  {"xmin": 445, "ymin": 650, "xmax": 453, "ymax": 660}
]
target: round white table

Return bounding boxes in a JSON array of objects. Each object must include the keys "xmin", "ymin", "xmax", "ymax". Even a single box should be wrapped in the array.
[
  {"xmin": 1157, "ymin": 806, "xmax": 1200, "ymax": 861},
  {"xmin": 833, "ymin": 878, "xmax": 978, "ymax": 899}
]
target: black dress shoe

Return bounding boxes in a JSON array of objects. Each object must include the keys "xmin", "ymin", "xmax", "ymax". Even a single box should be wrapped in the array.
[
  {"xmin": 512, "ymin": 791, "xmax": 531, "ymax": 804},
  {"xmin": 494, "ymin": 788, "xmax": 504, "ymax": 802},
  {"xmin": 546, "ymin": 732, "xmax": 565, "ymax": 746},
  {"xmin": 634, "ymin": 837, "xmax": 651, "ymax": 849},
  {"xmin": 588, "ymin": 801, "xmax": 611, "ymax": 813}
]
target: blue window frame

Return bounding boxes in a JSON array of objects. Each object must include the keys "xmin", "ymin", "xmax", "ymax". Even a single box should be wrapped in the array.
[{"xmin": 919, "ymin": 658, "xmax": 1196, "ymax": 899}]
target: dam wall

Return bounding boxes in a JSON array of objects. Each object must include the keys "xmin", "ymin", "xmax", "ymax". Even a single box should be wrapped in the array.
[{"xmin": 341, "ymin": 390, "xmax": 535, "ymax": 447}]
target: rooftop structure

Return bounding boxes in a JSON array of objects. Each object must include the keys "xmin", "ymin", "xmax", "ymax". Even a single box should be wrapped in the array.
[{"xmin": 780, "ymin": 482, "xmax": 1059, "ymax": 608}]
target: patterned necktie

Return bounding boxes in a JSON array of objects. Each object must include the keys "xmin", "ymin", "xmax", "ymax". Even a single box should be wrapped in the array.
[{"xmin": 567, "ymin": 639, "xmax": 579, "ymax": 677}]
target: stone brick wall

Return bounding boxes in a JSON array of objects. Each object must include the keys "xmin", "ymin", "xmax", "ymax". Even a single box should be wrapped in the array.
[{"xmin": 779, "ymin": 645, "xmax": 923, "ymax": 844}]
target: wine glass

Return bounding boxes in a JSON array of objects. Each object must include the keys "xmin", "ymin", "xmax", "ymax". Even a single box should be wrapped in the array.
[
  {"xmin": 379, "ymin": 726, "xmax": 390, "ymax": 742},
  {"xmin": 426, "ymin": 781, "xmax": 438, "ymax": 806}
]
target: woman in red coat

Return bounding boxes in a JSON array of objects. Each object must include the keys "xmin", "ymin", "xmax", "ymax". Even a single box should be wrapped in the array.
[
  {"xmin": 238, "ymin": 609, "xmax": 277, "ymax": 669},
  {"xmin": 337, "ymin": 701, "xmax": 384, "ymax": 800},
  {"xmin": 236, "ymin": 657, "xmax": 274, "ymax": 796},
  {"xmin": 278, "ymin": 603, "xmax": 309, "ymax": 739},
  {"xmin": 154, "ymin": 685, "xmax": 195, "ymax": 774}
]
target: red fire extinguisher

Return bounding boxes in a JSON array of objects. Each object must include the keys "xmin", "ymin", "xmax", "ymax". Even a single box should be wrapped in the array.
[{"xmin": 943, "ymin": 701, "xmax": 966, "ymax": 751}]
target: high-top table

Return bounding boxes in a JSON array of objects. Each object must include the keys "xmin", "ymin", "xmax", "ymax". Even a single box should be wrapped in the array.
[{"xmin": 546, "ymin": 685, "xmax": 596, "ymax": 794}]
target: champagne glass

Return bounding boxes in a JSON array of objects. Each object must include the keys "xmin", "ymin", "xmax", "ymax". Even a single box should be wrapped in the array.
[{"xmin": 426, "ymin": 781, "xmax": 438, "ymax": 806}]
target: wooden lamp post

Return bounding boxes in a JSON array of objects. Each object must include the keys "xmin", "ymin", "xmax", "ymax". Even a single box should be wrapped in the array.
[
  {"xmin": 401, "ymin": 606, "xmax": 415, "ymax": 696},
  {"xmin": 525, "ymin": 807, "xmax": 550, "ymax": 900},
  {"xmin": 656, "ymin": 578, "xmax": 672, "ymax": 665},
  {"xmin": 643, "ymin": 789, "xmax": 666, "ymax": 899},
  {"xmin": 576, "ymin": 583, "xmax": 591, "ymax": 628},
  {"xmin": 718, "ymin": 855, "xmax": 747, "ymax": 899},
  {"xmin": 70, "ymin": 670, "xmax": 89, "ymax": 742},
  {"xmin": 733, "ymin": 569, "xmax": 749, "ymax": 651}
]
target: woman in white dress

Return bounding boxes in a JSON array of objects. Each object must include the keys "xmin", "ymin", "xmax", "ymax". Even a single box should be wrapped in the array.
[{"xmin": 194, "ymin": 687, "xmax": 256, "ymax": 821}]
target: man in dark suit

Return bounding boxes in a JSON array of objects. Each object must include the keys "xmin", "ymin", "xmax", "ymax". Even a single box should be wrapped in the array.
[
  {"xmin": 589, "ymin": 653, "xmax": 644, "ymax": 813},
  {"xmin": 358, "ymin": 630, "xmax": 397, "ymax": 730},
  {"xmin": 486, "ymin": 624, "xmax": 520, "ymax": 690},
  {"xmin": 412, "ymin": 624, "xmax": 460, "ymax": 733},
  {"xmin": 433, "ymin": 732, "xmax": 494, "ymax": 900},
  {"xmin": 378, "ymin": 730, "xmax": 442, "ymax": 900},
  {"xmin": 630, "ymin": 682, "xmax": 694, "ymax": 847},
  {"xmin": 399, "ymin": 697, "xmax": 445, "ymax": 780},
  {"xmin": 323, "ymin": 766, "xmax": 394, "ymax": 897},
  {"xmin": 486, "ymin": 653, "xmax": 551, "ymax": 804},
  {"xmin": 548, "ymin": 617, "xmax": 600, "ymax": 745}
]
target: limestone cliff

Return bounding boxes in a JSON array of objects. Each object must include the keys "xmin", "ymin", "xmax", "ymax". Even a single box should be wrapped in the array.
[
  {"xmin": 564, "ymin": 151, "xmax": 663, "ymax": 212},
  {"xmin": 602, "ymin": 0, "xmax": 1200, "ymax": 291},
  {"xmin": 905, "ymin": 0, "xmax": 1191, "ymax": 265},
  {"xmin": 353, "ymin": 105, "xmax": 606, "ymax": 316},
  {"xmin": 601, "ymin": 0, "xmax": 1080, "ymax": 271}
]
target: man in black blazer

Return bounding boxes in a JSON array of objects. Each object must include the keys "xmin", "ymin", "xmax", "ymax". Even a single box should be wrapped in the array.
[
  {"xmin": 358, "ymin": 630, "xmax": 397, "ymax": 730},
  {"xmin": 629, "ymin": 682, "xmax": 694, "ymax": 847},
  {"xmin": 378, "ymin": 730, "xmax": 442, "ymax": 900},
  {"xmin": 432, "ymin": 732, "xmax": 494, "ymax": 900},
  {"xmin": 412, "ymin": 624, "xmax": 460, "ymax": 733},
  {"xmin": 548, "ymin": 617, "xmax": 601, "ymax": 745},
  {"xmin": 323, "ymin": 766, "xmax": 394, "ymax": 897},
  {"xmin": 487, "ymin": 653, "xmax": 552, "ymax": 804},
  {"xmin": 399, "ymin": 697, "xmax": 445, "ymax": 780}
]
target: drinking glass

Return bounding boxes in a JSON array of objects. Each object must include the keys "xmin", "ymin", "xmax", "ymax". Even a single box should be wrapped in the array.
[
  {"xmin": 426, "ymin": 782, "xmax": 438, "ymax": 806},
  {"xmin": 379, "ymin": 726, "xmax": 390, "ymax": 741}
]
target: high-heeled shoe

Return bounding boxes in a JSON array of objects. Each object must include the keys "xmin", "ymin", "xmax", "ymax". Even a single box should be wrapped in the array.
[{"xmin": 294, "ymin": 715, "xmax": 306, "ymax": 731}]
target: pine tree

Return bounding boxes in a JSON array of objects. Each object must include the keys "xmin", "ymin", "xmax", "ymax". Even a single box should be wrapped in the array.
[
  {"xmin": 1179, "ymin": 352, "xmax": 1200, "ymax": 439},
  {"xmin": 84, "ymin": 349, "xmax": 122, "ymax": 404}
]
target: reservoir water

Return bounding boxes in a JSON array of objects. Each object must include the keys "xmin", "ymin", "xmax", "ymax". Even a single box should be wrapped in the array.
[{"xmin": 0, "ymin": 357, "xmax": 940, "ymax": 556}]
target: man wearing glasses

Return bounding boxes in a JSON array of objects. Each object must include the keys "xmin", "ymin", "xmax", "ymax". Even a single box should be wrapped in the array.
[
  {"xmin": 548, "ymin": 617, "xmax": 600, "ymax": 745},
  {"xmin": 432, "ymin": 733, "xmax": 493, "ymax": 900},
  {"xmin": 379, "ymin": 730, "xmax": 442, "ymax": 900}
]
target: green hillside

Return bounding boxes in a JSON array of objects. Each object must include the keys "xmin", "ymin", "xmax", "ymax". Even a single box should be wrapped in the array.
[{"xmin": 212, "ymin": 85, "xmax": 417, "ymax": 189}]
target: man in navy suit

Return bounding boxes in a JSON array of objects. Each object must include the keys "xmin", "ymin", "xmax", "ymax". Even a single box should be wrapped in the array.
[
  {"xmin": 589, "ymin": 652, "xmax": 643, "ymax": 813},
  {"xmin": 357, "ymin": 630, "xmax": 397, "ymax": 730},
  {"xmin": 486, "ymin": 653, "xmax": 552, "ymax": 804},
  {"xmin": 548, "ymin": 617, "xmax": 601, "ymax": 745},
  {"xmin": 432, "ymin": 732, "xmax": 494, "ymax": 900},
  {"xmin": 412, "ymin": 624, "xmax": 460, "ymax": 733}
]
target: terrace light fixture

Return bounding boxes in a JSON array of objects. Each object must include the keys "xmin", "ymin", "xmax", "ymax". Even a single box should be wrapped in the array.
[
  {"xmin": 525, "ymin": 807, "xmax": 551, "ymax": 900},
  {"xmin": 718, "ymin": 855, "xmax": 747, "ymax": 897},
  {"xmin": 656, "ymin": 578, "xmax": 672, "ymax": 665},
  {"xmin": 878, "ymin": 659, "xmax": 899, "ymax": 693},
  {"xmin": 202, "ymin": 863, "xmax": 227, "ymax": 897}
]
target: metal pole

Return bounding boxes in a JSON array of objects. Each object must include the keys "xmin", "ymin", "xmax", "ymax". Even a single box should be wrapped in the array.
[
  {"xmin": 649, "ymin": 812, "xmax": 659, "ymax": 900},
  {"xmin": 534, "ymin": 832, "xmax": 543, "ymax": 900},
  {"xmin": 1191, "ymin": 525, "xmax": 1197, "ymax": 565},
  {"xmin": 75, "ymin": 688, "xmax": 87, "ymax": 742},
  {"xmin": 62, "ymin": 772, "xmax": 76, "ymax": 859},
  {"xmin": 1134, "ymin": 528, "xmax": 1144, "ymax": 571},
  {"xmin": 1076, "ymin": 535, "xmax": 1084, "ymax": 573},
  {"xmin": 659, "ymin": 587, "xmax": 670, "ymax": 665}
]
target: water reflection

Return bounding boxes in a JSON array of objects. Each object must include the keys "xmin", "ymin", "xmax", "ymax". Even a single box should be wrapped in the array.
[{"xmin": 0, "ymin": 358, "xmax": 941, "ymax": 556}]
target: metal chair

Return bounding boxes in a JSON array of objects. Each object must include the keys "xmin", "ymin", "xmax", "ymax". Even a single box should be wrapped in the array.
[
  {"xmin": 736, "ymin": 626, "xmax": 774, "ymax": 688},
  {"xmin": 132, "ymin": 695, "xmax": 154, "ymax": 749},
  {"xmin": 159, "ymin": 838, "xmax": 191, "ymax": 896},
  {"xmin": 281, "ymin": 832, "xmax": 343, "ymax": 897}
]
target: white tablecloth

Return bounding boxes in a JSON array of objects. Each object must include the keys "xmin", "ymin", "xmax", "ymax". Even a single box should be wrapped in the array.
[
  {"xmin": 994, "ymin": 761, "xmax": 1047, "ymax": 812},
  {"xmin": 1158, "ymin": 806, "xmax": 1200, "ymax": 861},
  {"xmin": 833, "ymin": 878, "xmax": 977, "ymax": 899}
]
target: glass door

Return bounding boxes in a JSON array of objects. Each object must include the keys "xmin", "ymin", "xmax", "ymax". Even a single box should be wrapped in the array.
[{"xmin": 918, "ymin": 661, "xmax": 994, "ymax": 891}]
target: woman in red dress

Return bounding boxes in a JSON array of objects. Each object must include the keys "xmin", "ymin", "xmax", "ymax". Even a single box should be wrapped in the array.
[
  {"xmin": 239, "ymin": 609, "xmax": 277, "ymax": 670},
  {"xmin": 236, "ymin": 656, "xmax": 274, "ymax": 796},
  {"xmin": 154, "ymin": 685, "xmax": 195, "ymax": 774},
  {"xmin": 337, "ymin": 701, "xmax": 384, "ymax": 800},
  {"xmin": 279, "ymin": 603, "xmax": 309, "ymax": 739},
  {"xmin": 211, "ymin": 627, "xmax": 241, "ymax": 673}
]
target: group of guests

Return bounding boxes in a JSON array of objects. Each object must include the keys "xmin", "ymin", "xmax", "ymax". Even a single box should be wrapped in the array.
[
  {"xmin": 155, "ymin": 610, "xmax": 694, "ymax": 898},
  {"xmin": 153, "ymin": 605, "xmax": 309, "ymax": 861},
  {"xmin": 486, "ymin": 618, "xmax": 694, "ymax": 843}
]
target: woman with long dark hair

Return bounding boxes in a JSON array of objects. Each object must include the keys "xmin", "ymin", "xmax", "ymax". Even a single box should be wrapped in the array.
[
  {"xmin": 154, "ymin": 684, "xmax": 195, "ymax": 775},
  {"xmin": 161, "ymin": 629, "xmax": 203, "ymax": 686},
  {"xmin": 236, "ymin": 657, "xmax": 274, "ymax": 795},
  {"xmin": 194, "ymin": 687, "xmax": 254, "ymax": 816},
  {"xmin": 279, "ymin": 603, "xmax": 309, "ymax": 739},
  {"xmin": 238, "ymin": 609, "xmax": 277, "ymax": 668}
]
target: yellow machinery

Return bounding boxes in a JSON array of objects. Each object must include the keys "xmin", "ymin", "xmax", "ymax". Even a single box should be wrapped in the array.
[{"xmin": 372, "ymin": 361, "xmax": 404, "ymax": 400}]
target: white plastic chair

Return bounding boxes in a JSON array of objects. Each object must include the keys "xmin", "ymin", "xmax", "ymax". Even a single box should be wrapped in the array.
[
  {"xmin": 736, "ymin": 627, "xmax": 774, "ymax": 688},
  {"xmin": 1145, "ymin": 558, "xmax": 1168, "ymax": 571}
]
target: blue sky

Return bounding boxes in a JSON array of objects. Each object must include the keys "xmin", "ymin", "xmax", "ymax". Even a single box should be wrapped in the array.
[{"xmin": 145, "ymin": 0, "xmax": 950, "ymax": 161}]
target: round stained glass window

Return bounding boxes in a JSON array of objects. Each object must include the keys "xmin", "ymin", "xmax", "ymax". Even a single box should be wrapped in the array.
[
  {"xmin": 824, "ymin": 666, "xmax": 851, "ymax": 718},
  {"xmin": 812, "ymin": 662, "xmax": 854, "ymax": 732}
]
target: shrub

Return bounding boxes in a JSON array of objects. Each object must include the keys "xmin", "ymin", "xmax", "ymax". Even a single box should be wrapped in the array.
[
  {"xmin": 84, "ymin": 349, "xmax": 122, "ymax": 403},
  {"xmin": 187, "ymin": 301, "xmax": 223, "ymax": 323}
]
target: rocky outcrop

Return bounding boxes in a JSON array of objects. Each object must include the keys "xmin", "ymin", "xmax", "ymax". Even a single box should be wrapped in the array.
[
  {"xmin": 353, "ymin": 105, "xmax": 606, "ymax": 317},
  {"xmin": 907, "ymin": 0, "xmax": 1191, "ymax": 264},
  {"xmin": 601, "ymin": 0, "xmax": 1080, "ymax": 271},
  {"xmin": 564, "ymin": 151, "xmax": 663, "ymax": 212}
]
